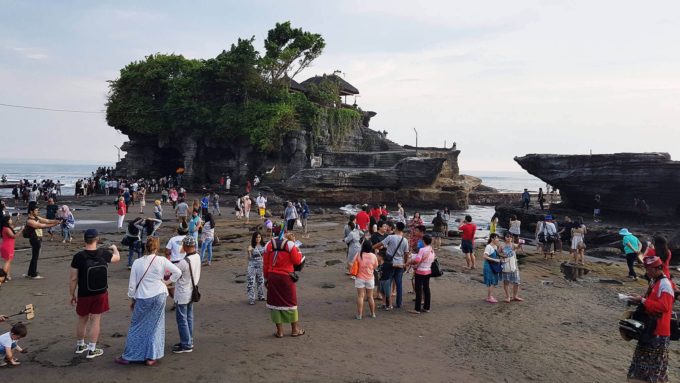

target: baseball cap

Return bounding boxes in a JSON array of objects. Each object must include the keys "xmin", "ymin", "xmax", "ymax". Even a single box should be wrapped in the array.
[
  {"xmin": 643, "ymin": 256, "xmax": 663, "ymax": 268},
  {"xmin": 84, "ymin": 229, "xmax": 98, "ymax": 240}
]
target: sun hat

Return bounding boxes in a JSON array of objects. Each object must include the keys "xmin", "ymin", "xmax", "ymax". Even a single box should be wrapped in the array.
[
  {"xmin": 643, "ymin": 256, "xmax": 663, "ymax": 268},
  {"xmin": 619, "ymin": 228, "xmax": 632, "ymax": 236},
  {"xmin": 182, "ymin": 235, "xmax": 197, "ymax": 247}
]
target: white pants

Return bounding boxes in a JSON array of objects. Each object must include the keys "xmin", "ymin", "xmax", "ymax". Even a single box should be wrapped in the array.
[{"xmin": 117, "ymin": 215, "xmax": 125, "ymax": 229}]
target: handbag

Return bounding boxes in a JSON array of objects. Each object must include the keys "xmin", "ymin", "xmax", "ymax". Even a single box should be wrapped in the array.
[
  {"xmin": 430, "ymin": 258, "xmax": 443, "ymax": 278},
  {"xmin": 489, "ymin": 251, "xmax": 503, "ymax": 273},
  {"xmin": 185, "ymin": 255, "xmax": 201, "ymax": 302},
  {"xmin": 502, "ymin": 255, "xmax": 517, "ymax": 273},
  {"xmin": 350, "ymin": 253, "xmax": 361, "ymax": 276},
  {"xmin": 295, "ymin": 218, "xmax": 302, "ymax": 228}
]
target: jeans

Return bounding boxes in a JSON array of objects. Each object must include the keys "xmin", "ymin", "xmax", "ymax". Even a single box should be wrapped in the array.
[
  {"xmin": 246, "ymin": 258, "xmax": 265, "ymax": 302},
  {"xmin": 393, "ymin": 267, "xmax": 404, "ymax": 308},
  {"xmin": 128, "ymin": 240, "xmax": 142, "ymax": 267},
  {"xmin": 414, "ymin": 273, "xmax": 431, "ymax": 312},
  {"xmin": 626, "ymin": 253, "xmax": 637, "ymax": 277},
  {"xmin": 154, "ymin": 212, "xmax": 162, "ymax": 220},
  {"xmin": 212, "ymin": 203, "xmax": 221, "ymax": 215},
  {"xmin": 62, "ymin": 226, "xmax": 71, "ymax": 242},
  {"xmin": 201, "ymin": 238, "xmax": 213, "ymax": 264},
  {"xmin": 175, "ymin": 303, "xmax": 194, "ymax": 348},
  {"xmin": 27, "ymin": 236, "xmax": 42, "ymax": 277}
]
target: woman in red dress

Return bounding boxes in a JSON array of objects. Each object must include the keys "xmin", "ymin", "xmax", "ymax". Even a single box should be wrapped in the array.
[{"xmin": 1, "ymin": 215, "xmax": 23, "ymax": 281}]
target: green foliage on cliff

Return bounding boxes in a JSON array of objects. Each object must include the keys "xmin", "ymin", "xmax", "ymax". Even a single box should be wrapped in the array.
[{"xmin": 106, "ymin": 23, "xmax": 333, "ymax": 152}]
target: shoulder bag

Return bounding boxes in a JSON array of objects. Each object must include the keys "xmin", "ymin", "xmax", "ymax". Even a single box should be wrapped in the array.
[
  {"xmin": 185, "ymin": 255, "xmax": 201, "ymax": 302},
  {"xmin": 131, "ymin": 255, "xmax": 157, "ymax": 309},
  {"xmin": 489, "ymin": 250, "xmax": 503, "ymax": 274},
  {"xmin": 384, "ymin": 237, "xmax": 405, "ymax": 263}
]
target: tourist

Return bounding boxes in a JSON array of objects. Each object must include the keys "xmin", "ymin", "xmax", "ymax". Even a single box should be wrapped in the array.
[
  {"xmin": 58, "ymin": 205, "xmax": 75, "ymax": 243},
  {"xmin": 246, "ymin": 231, "xmax": 266, "ymax": 305},
  {"xmin": 343, "ymin": 215, "xmax": 357, "ymax": 240},
  {"xmin": 116, "ymin": 237, "xmax": 181, "ymax": 366},
  {"xmin": 210, "ymin": 192, "xmax": 221, "ymax": 216},
  {"xmin": 23, "ymin": 202, "xmax": 60, "ymax": 279},
  {"xmin": 225, "ymin": 175, "xmax": 231, "ymax": 192},
  {"xmin": 161, "ymin": 188, "xmax": 169, "ymax": 204},
  {"xmin": 200, "ymin": 193, "xmax": 210, "ymax": 218},
  {"xmin": 256, "ymin": 193, "xmax": 267, "ymax": 219},
  {"xmin": 116, "ymin": 196, "xmax": 126, "ymax": 232},
  {"xmin": 500, "ymin": 232, "xmax": 523, "ymax": 303},
  {"xmin": 188, "ymin": 210, "xmax": 202, "ymax": 242},
  {"xmin": 459, "ymin": 215, "xmax": 477, "ymax": 269},
  {"xmin": 344, "ymin": 222, "xmax": 362, "ymax": 277},
  {"xmin": 246, "ymin": 179, "xmax": 252, "ymax": 194},
  {"xmin": 374, "ymin": 221, "xmax": 409, "ymax": 309},
  {"xmin": 142, "ymin": 217, "xmax": 162, "ymax": 241},
  {"xmin": 45, "ymin": 197, "xmax": 59, "ymax": 241},
  {"xmin": 626, "ymin": 256, "xmax": 673, "ymax": 382},
  {"xmin": 28, "ymin": 186, "xmax": 39, "ymax": 204},
  {"xmin": 538, "ymin": 215, "xmax": 557, "ymax": 260},
  {"xmin": 593, "ymin": 194, "xmax": 602, "ymax": 222},
  {"xmin": 408, "ymin": 234, "xmax": 436, "ymax": 314},
  {"xmin": 175, "ymin": 198, "xmax": 189, "ymax": 222},
  {"xmin": 153, "ymin": 200, "xmax": 163, "ymax": 220},
  {"xmin": 356, "ymin": 205, "xmax": 370, "ymax": 231},
  {"xmin": 620, "ymin": 228, "xmax": 642, "ymax": 281},
  {"xmin": 263, "ymin": 226, "xmax": 305, "ymax": 338},
  {"xmin": 138, "ymin": 187, "xmax": 146, "ymax": 214},
  {"xmin": 172, "ymin": 236, "xmax": 201, "ymax": 354},
  {"xmin": 243, "ymin": 195, "xmax": 252, "ymax": 224},
  {"xmin": 409, "ymin": 212, "xmax": 424, "ymax": 233},
  {"xmin": 508, "ymin": 214, "xmax": 521, "ymax": 245},
  {"xmin": 370, "ymin": 205, "xmax": 382, "ymax": 223},
  {"xmin": 253, "ymin": 175, "xmax": 260, "ymax": 187},
  {"xmin": 200, "ymin": 213, "xmax": 215, "ymax": 266},
  {"xmin": 300, "ymin": 200, "xmax": 310, "ymax": 238},
  {"xmin": 570, "ymin": 218, "xmax": 587, "ymax": 264},
  {"xmin": 537, "ymin": 188, "xmax": 545, "ymax": 210},
  {"xmin": 0, "ymin": 323, "xmax": 28, "ymax": 367},
  {"xmin": 644, "ymin": 236, "xmax": 672, "ymax": 279},
  {"xmin": 69, "ymin": 229, "xmax": 120, "ymax": 359},
  {"xmin": 431, "ymin": 211, "xmax": 446, "ymax": 250},
  {"xmin": 165, "ymin": 225, "xmax": 190, "ymax": 263},
  {"xmin": 354, "ymin": 240, "xmax": 378, "ymax": 319},
  {"xmin": 169, "ymin": 188, "xmax": 178, "ymax": 208},
  {"xmin": 284, "ymin": 201, "xmax": 298, "ymax": 231},
  {"xmin": 489, "ymin": 213, "xmax": 499, "ymax": 235},
  {"xmin": 191, "ymin": 199, "xmax": 201, "ymax": 217},
  {"xmin": 408, "ymin": 224, "xmax": 425, "ymax": 257},
  {"xmin": 124, "ymin": 217, "xmax": 144, "ymax": 269},
  {"xmin": 521, "ymin": 188, "xmax": 530, "ymax": 210},
  {"xmin": 396, "ymin": 201, "xmax": 405, "ymax": 224},
  {"xmin": 1, "ymin": 215, "xmax": 23, "ymax": 281},
  {"xmin": 483, "ymin": 233, "xmax": 502, "ymax": 303}
]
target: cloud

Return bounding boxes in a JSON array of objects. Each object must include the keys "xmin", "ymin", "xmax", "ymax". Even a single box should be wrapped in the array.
[{"xmin": 7, "ymin": 45, "xmax": 49, "ymax": 60}]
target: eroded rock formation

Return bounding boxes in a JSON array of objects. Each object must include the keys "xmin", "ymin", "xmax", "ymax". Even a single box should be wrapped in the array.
[{"xmin": 515, "ymin": 153, "xmax": 680, "ymax": 217}]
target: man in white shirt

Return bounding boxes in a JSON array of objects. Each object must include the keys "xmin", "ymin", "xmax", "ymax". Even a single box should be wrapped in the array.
[
  {"xmin": 165, "ymin": 226, "xmax": 190, "ymax": 263},
  {"xmin": 173, "ymin": 236, "xmax": 201, "ymax": 354},
  {"xmin": 256, "ymin": 193, "xmax": 267, "ymax": 219},
  {"xmin": 225, "ymin": 176, "xmax": 231, "ymax": 192}
]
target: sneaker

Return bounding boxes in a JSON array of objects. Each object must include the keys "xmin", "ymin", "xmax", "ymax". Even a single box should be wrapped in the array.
[
  {"xmin": 0, "ymin": 359, "xmax": 6, "ymax": 367},
  {"xmin": 370, "ymin": 313, "xmax": 376, "ymax": 318},
  {"xmin": 86, "ymin": 348, "xmax": 104, "ymax": 359},
  {"xmin": 75, "ymin": 344, "xmax": 88, "ymax": 354},
  {"xmin": 355, "ymin": 315, "xmax": 362, "ymax": 320},
  {"xmin": 172, "ymin": 344, "xmax": 193, "ymax": 354},
  {"xmin": 248, "ymin": 300, "xmax": 255, "ymax": 305},
  {"xmin": 32, "ymin": 275, "xmax": 45, "ymax": 280}
]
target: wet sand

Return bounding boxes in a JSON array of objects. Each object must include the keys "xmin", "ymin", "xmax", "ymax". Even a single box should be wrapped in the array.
[{"xmin": 0, "ymin": 194, "xmax": 674, "ymax": 382}]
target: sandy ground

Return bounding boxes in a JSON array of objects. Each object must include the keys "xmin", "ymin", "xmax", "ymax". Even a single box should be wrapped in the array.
[{"xmin": 1, "ymin": 194, "xmax": 678, "ymax": 383}]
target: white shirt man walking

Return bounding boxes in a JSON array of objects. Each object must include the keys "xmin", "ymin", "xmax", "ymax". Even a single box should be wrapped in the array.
[{"xmin": 173, "ymin": 236, "xmax": 201, "ymax": 353}]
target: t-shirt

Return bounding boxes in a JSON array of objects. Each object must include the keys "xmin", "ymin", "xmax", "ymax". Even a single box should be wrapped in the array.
[
  {"xmin": 45, "ymin": 204, "xmax": 59, "ymax": 220},
  {"xmin": 459, "ymin": 222, "xmax": 477, "ymax": 241},
  {"xmin": 166, "ymin": 235, "xmax": 187, "ymax": 262},
  {"xmin": 622, "ymin": 235, "xmax": 641, "ymax": 255},
  {"xmin": 356, "ymin": 211, "xmax": 370, "ymax": 231},
  {"xmin": 355, "ymin": 252, "xmax": 378, "ymax": 281},
  {"xmin": 371, "ymin": 232, "xmax": 387, "ymax": 256},
  {"xmin": 201, "ymin": 197, "xmax": 209, "ymax": 209},
  {"xmin": 176, "ymin": 202, "xmax": 189, "ymax": 217},
  {"xmin": 70, "ymin": 249, "xmax": 114, "ymax": 297},
  {"xmin": 381, "ymin": 234, "xmax": 409, "ymax": 266},
  {"xmin": 0, "ymin": 331, "xmax": 16, "ymax": 350}
]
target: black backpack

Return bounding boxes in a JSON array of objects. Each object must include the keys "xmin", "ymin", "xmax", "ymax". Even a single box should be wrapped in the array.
[{"xmin": 84, "ymin": 249, "xmax": 108, "ymax": 293}]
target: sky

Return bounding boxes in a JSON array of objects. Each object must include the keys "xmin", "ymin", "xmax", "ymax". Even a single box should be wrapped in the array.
[{"xmin": 1, "ymin": 0, "xmax": 679, "ymax": 171}]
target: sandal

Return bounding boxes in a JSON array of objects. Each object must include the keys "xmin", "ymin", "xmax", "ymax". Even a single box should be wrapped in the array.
[
  {"xmin": 485, "ymin": 297, "xmax": 498, "ymax": 304},
  {"xmin": 115, "ymin": 357, "xmax": 130, "ymax": 365},
  {"xmin": 274, "ymin": 333, "xmax": 284, "ymax": 338},
  {"xmin": 512, "ymin": 297, "xmax": 524, "ymax": 302},
  {"xmin": 291, "ymin": 329, "xmax": 306, "ymax": 337},
  {"xmin": 145, "ymin": 359, "xmax": 157, "ymax": 366}
]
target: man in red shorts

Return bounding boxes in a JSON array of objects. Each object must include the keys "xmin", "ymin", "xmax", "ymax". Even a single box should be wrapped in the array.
[{"xmin": 69, "ymin": 229, "xmax": 120, "ymax": 359}]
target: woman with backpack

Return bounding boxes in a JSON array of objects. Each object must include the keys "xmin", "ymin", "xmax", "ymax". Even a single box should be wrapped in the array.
[
  {"xmin": 58, "ymin": 205, "xmax": 75, "ymax": 243},
  {"xmin": 408, "ymin": 235, "xmax": 436, "ymax": 314},
  {"xmin": 353, "ymin": 240, "xmax": 378, "ymax": 319}
]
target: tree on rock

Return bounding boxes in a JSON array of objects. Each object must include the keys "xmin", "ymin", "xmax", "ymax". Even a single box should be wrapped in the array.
[{"xmin": 261, "ymin": 21, "xmax": 325, "ymax": 82}]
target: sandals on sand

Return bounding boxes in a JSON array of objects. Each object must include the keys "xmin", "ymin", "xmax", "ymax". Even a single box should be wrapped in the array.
[
  {"xmin": 291, "ymin": 329, "xmax": 306, "ymax": 337},
  {"xmin": 274, "ymin": 333, "xmax": 284, "ymax": 338},
  {"xmin": 485, "ymin": 297, "xmax": 498, "ymax": 304},
  {"xmin": 512, "ymin": 297, "xmax": 524, "ymax": 302}
]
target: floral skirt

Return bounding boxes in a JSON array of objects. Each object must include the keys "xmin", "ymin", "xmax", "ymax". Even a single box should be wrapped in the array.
[
  {"xmin": 628, "ymin": 336, "xmax": 670, "ymax": 382},
  {"xmin": 122, "ymin": 294, "xmax": 166, "ymax": 362}
]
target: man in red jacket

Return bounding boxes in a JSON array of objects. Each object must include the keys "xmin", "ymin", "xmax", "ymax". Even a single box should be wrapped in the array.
[
  {"xmin": 356, "ymin": 205, "xmax": 370, "ymax": 231},
  {"xmin": 627, "ymin": 256, "xmax": 674, "ymax": 382}
]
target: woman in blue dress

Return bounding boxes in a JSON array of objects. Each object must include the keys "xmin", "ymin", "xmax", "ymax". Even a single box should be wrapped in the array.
[{"xmin": 483, "ymin": 233, "xmax": 502, "ymax": 303}]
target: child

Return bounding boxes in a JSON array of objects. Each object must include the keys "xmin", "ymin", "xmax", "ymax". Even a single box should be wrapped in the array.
[{"xmin": 1, "ymin": 323, "xmax": 28, "ymax": 366}]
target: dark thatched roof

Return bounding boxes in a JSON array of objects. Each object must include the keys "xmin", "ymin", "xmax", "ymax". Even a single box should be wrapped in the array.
[
  {"xmin": 286, "ymin": 77, "xmax": 307, "ymax": 92},
  {"xmin": 300, "ymin": 74, "xmax": 359, "ymax": 96}
]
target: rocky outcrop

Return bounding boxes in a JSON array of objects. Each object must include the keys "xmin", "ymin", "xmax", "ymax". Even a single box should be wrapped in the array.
[{"xmin": 515, "ymin": 153, "xmax": 680, "ymax": 217}]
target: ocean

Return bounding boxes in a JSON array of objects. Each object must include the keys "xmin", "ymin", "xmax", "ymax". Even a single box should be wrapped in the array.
[{"xmin": 0, "ymin": 162, "xmax": 105, "ymax": 198}]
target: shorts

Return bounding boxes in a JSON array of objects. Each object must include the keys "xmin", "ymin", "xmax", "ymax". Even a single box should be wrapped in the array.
[
  {"xmin": 259, "ymin": 207, "xmax": 265, "ymax": 216},
  {"xmin": 461, "ymin": 240, "xmax": 474, "ymax": 254},
  {"xmin": 76, "ymin": 291, "xmax": 110, "ymax": 316},
  {"xmin": 355, "ymin": 278, "xmax": 375, "ymax": 289}
]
